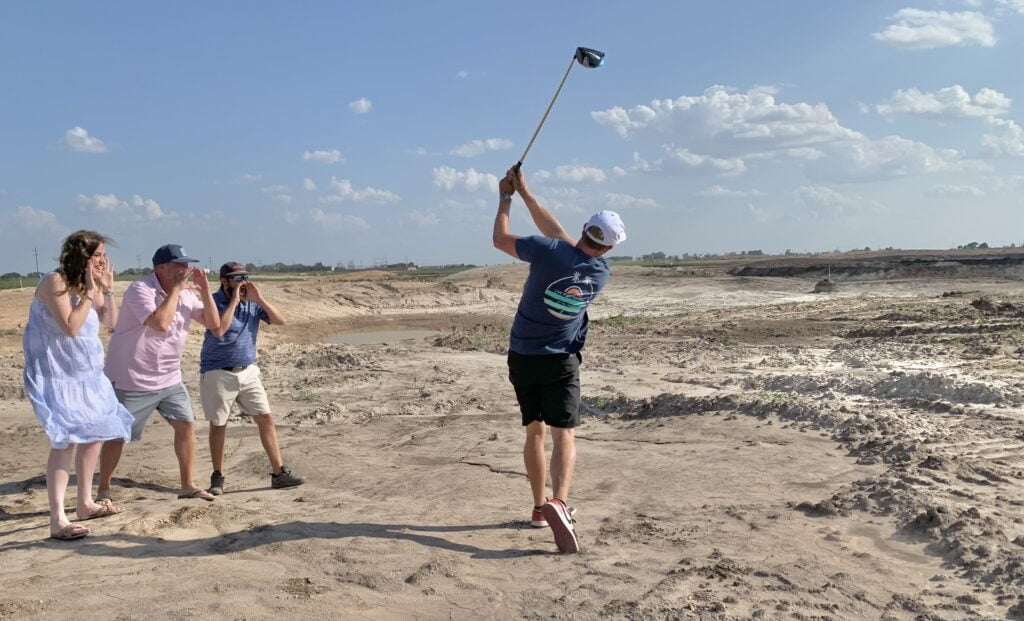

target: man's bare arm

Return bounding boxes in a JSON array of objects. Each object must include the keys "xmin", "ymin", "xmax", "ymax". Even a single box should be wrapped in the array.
[
  {"xmin": 510, "ymin": 167, "xmax": 574, "ymax": 244},
  {"xmin": 492, "ymin": 175, "xmax": 519, "ymax": 258}
]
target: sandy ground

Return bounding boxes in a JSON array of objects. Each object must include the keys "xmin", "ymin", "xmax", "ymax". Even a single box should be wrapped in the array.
[{"xmin": 2, "ymin": 265, "xmax": 1024, "ymax": 619}]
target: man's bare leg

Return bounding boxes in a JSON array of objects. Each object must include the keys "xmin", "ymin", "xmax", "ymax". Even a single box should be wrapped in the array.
[
  {"xmin": 97, "ymin": 439, "xmax": 124, "ymax": 499},
  {"xmin": 209, "ymin": 424, "xmax": 227, "ymax": 474},
  {"xmin": 253, "ymin": 414, "xmax": 284, "ymax": 474},
  {"xmin": 168, "ymin": 419, "xmax": 201, "ymax": 492},
  {"xmin": 523, "ymin": 421, "xmax": 548, "ymax": 507},
  {"xmin": 549, "ymin": 427, "xmax": 576, "ymax": 503}
]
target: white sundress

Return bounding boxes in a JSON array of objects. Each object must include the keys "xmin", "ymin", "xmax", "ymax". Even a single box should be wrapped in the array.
[{"xmin": 22, "ymin": 292, "xmax": 133, "ymax": 449}]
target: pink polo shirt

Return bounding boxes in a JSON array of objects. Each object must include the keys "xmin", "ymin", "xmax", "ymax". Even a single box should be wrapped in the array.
[{"xmin": 105, "ymin": 273, "xmax": 205, "ymax": 392}]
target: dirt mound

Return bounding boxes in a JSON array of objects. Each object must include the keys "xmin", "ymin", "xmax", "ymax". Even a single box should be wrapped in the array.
[
  {"xmin": 745, "ymin": 371, "xmax": 1016, "ymax": 406},
  {"xmin": 813, "ymin": 278, "xmax": 837, "ymax": 293},
  {"xmin": 264, "ymin": 344, "xmax": 373, "ymax": 370},
  {"xmin": 284, "ymin": 402, "xmax": 373, "ymax": 425},
  {"xmin": 970, "ymin": 296, "xmax": 1019, "ymax": 314}
]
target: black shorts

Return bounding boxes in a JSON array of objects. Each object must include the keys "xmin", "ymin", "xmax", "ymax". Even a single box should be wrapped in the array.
[{"xmin": 507, "ymin": 351, "xmax": 582, "ymax": 428}]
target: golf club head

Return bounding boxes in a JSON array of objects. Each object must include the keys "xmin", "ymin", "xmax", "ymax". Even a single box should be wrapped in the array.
[{"xmin": 575, "ymin": 47, "xmax": 605, "ymax": 68}]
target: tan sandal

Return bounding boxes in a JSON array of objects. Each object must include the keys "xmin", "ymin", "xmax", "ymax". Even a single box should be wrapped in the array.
[
  {"xmin": 77, "ymin": 498, "xmax": 124, "ymax": 521},
  {"xmin": 50, "ymin": 524, "xmax": 90, "ymax": 540}
]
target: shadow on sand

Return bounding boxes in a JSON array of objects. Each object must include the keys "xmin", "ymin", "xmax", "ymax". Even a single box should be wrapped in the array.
[
  {"xmin": 0, "ymin": 475, "xmax": 179, "ymax": 498},
  {"xmin": 0, "ymin": 520, "xmax": 549, "ymax": 559}
]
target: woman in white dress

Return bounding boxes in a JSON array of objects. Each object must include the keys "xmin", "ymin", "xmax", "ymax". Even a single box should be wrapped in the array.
[{"xmin": 23, "ymin": 231, "xmax": 134, "ymax": 540}]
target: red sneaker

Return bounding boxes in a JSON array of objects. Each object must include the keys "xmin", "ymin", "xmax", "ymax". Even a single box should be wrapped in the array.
[
  {"xmin": 531, "ymin": 504, "xmax": 576, "ymax": 528},
  {"xmin": 540, "ymin": 498, "xmax": 579, "ymax": 553}
]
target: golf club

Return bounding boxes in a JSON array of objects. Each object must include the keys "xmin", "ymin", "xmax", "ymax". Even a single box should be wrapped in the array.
[{"xmin": 514, "ymin": 46, "xmax": 605, "ymax": 171}]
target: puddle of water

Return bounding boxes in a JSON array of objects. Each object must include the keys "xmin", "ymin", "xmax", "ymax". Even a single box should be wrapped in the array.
[{"xmin": 327, "ymin": 329, "xmax": 440, "ymax": 346}]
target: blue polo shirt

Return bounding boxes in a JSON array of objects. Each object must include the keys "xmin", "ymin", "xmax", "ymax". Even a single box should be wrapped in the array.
[
  {"xmin": 509, "ymin": 236, "xmax": 610, "ymax": 355},
  {"xmin": 199, "ymin": 289, "xmax": 270, "ymax": 373}
]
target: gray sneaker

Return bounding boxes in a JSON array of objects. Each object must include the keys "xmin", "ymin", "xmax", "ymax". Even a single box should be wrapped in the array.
[
  {"xmin": 208, "ymin": 471, "xmax": 225, "ymax": 496},
  {"xmin": 271, "ymin": 466, "xmax": 304, "ymax": 489}
]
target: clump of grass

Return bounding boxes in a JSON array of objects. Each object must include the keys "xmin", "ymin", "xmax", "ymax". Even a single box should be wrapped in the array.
[{"xmin": 596, "ymin": 314, "xmax": 649, "ymax": 329}]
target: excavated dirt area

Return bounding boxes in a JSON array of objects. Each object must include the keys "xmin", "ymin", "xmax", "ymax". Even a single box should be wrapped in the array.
[{"xmin": 2, "ymin": 263, "xmax": 1024, "ymax": 619}]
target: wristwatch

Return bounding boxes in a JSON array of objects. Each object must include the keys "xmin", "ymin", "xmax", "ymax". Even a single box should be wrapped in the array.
[
  {"xmin": 102, "ymin": 290, "xmax": 114, "ymax": 297},
  {"xmin": 499, "ymin": 192, "xmax": 513, "ymax": 201}
]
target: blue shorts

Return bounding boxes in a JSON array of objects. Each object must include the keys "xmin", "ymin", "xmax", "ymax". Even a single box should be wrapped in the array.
[{"xmin": 113, "ymin": 383, "xmax": 194, "ymax": 441}]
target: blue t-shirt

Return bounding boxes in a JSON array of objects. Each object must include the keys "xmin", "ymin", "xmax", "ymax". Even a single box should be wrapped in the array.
[
  {"xmin": 509, "ymin": 236, "xmax": 610, "ymax": 355},
  {"xmin": 199, "ymin": 289, "xmax": 270, "ymax": 373}
]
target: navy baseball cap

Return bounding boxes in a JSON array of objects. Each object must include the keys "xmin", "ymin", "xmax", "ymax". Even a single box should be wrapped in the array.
[{"xmin": 152, "ymin": 244, "xmax": 200, "ymax": 266}]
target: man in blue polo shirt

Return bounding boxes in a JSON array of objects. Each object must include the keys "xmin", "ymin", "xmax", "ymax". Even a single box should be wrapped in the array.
[
  {"xmin": 199, "ymin": 262, "xmax": 303, "ymax": 495},
  {"xmin": 492, "ymin": 167, "xmax": 626, "ymax": 554}
]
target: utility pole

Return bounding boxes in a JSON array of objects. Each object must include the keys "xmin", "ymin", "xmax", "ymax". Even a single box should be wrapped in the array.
[
  {"xmin": 33, "ymin": 247, "xmax": 39, "ymax": 276},
  {"xmin": 136, "ymin": 254, "xmax": 142, "ymax": 272}
]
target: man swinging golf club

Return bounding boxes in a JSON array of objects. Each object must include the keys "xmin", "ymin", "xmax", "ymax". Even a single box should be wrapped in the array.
[{"xmin": 492, "ymin": 167, "xmax": 626, "ymax": 553}]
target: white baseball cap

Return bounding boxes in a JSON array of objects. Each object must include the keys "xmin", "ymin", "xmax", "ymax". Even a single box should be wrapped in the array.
[{"xmin": 584, "ymin": 210, "xmax": 627, "ymax": 246}]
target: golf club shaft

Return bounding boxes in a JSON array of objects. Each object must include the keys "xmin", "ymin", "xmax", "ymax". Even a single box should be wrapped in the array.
[{"xmin": 516, "ymin": 55, "xmax": 578, "ymax": 170}]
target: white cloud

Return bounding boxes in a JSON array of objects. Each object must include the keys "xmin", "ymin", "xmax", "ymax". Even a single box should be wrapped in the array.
[
  {"xmin": 873, "ymin": 9, "xmax": 995, "ymax": 49},
  {"xmin": 792, "ymin": 186, "xmax": 885, "ymax": 218},
  {"xmin": 303, "ymin": 178, "xmax": 317, "ymax": 191},
  {"xmin": 456, "ymin": 70, "xmax": 469, "ymax": 79},
  {"xmin": 451, "ymin": 138, "xmax": 513, "ymax": 158},
  {"xmin": 77, "ymin": 193, "xmax": 169, "ymax": 221},
  {"xmin": 320, "ymin": 177, "xmax": 400, "ymax": 203},
  {"xmin": 697, "ymin": 185, "xmax": 766, "ymax": 198},
  {"xmin": 16, "ymin": 206, "xmax": 65, "ymax": 234},
  {"xmin": 785, "ymin": 147, "xmax": 826, "ymax": 160},
  {"xmin": 261, "ymin": 186, "xmax": 293, "ymax": 203},
  {"xmin": 925, "ymin": 184, "xmax": 985, "ymax": 197},
  {"xmin": 631, "ymin": 146, "xmax": 745, "ymax": 177},
  {"xmin": 805, "ymin": 134, "xmax": 971, "ymax": 182},
  {"xmin": 432, "ymin": 166, "xmax": 499, "ymax": 193},
  {"xmin": 406, "ymin": 209, "xmax": 441, "ymax": 228},
  {"xmin": 303, "ymin": 149, "xmax": 344, "ymax": 164},
  {"xmin": 231, "ymin": 173, "xmax": 263, "ymax": 184},
  {"xmin": 554, "ymin": 164, "xmax": 607, "ymax": 183},
  {"xmin": 592, "ymin": 86, "xmax": 859, "ymax": 149},
  {"xmin": 290, "ymin": 208, "xmax": 370, "ymax": 232},
  {"xmin": 348, "ymin": 98, "xmax": 373, "ymax": 114},
  {"xmin": 63, "ymin": 127, "xmax": 108, "ymax": 153},
  {"xmin": 594, "ymin": 85, "xmax": 983, "ymax": 183},
  {"xmin": 604, "ymin": 192, "xmax": 659, "ymax": 210},
  {"xmin": 996, "ymin": 0, "xmax": 1024, "ymax": 14},
  {"xmin": 664, "ymin": 146, "xmax": 746, "ymax": 176},
  {"xmin": 406, "ymin": 146, "xmax": 442, "ymax": 156},
  {"xmin": 877, "ymin": 85, "xmax": 1011, "ymax": 119},
  {"xmin": 746, "ymin": 203, "xmax": 769, "ymax": 223},
  {"xmin": 982, "ymin": 118, "xmax": 1024, "ymax": 157}
]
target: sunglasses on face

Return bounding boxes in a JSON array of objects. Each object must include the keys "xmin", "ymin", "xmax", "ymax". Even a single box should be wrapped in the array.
[{"xmin": 228, "ymin": 275, "xmax": 249, "ymax": 282}]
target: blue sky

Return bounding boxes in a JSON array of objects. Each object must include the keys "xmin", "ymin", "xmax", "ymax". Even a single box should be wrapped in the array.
[{"xmin": 2, "ymin": 1, "xmax": 1023, "ymax": 273}]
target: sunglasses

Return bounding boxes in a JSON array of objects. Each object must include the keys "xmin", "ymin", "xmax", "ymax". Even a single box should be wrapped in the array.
[{"xmin": 228, "ymin": 274, "xmax": 249, "ymax": 282}]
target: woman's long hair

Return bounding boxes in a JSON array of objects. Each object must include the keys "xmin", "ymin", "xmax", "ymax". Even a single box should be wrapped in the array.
[{"xmin": 56, "ymin": 230, "xmax": 112, "ymax": 299}]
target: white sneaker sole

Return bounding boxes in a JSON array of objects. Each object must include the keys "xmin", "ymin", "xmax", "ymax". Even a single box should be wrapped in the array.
[{"xmin": 541, "ymin": 501, "xmax": 579, "ymax": 554}]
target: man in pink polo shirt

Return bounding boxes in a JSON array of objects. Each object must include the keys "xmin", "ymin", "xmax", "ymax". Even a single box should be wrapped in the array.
[{"xmin": 99, "ymin": 244, "xmax": 221, "ymax": 501}]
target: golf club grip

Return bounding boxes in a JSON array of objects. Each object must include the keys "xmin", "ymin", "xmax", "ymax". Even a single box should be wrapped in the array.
[{"xmin": 513, "ymin": 162, "xmax": 522, "ymax": 172}]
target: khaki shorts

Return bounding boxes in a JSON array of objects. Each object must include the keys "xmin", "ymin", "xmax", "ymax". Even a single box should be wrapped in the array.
[{"xmin": 200, "ymin": 365, "xmax": 272, "ymax": 426}]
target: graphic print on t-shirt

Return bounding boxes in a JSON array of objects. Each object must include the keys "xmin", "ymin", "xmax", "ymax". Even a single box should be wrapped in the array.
[{"xmin": 543, "ymin": 272, "xmax": 597, "ymax": 320}]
